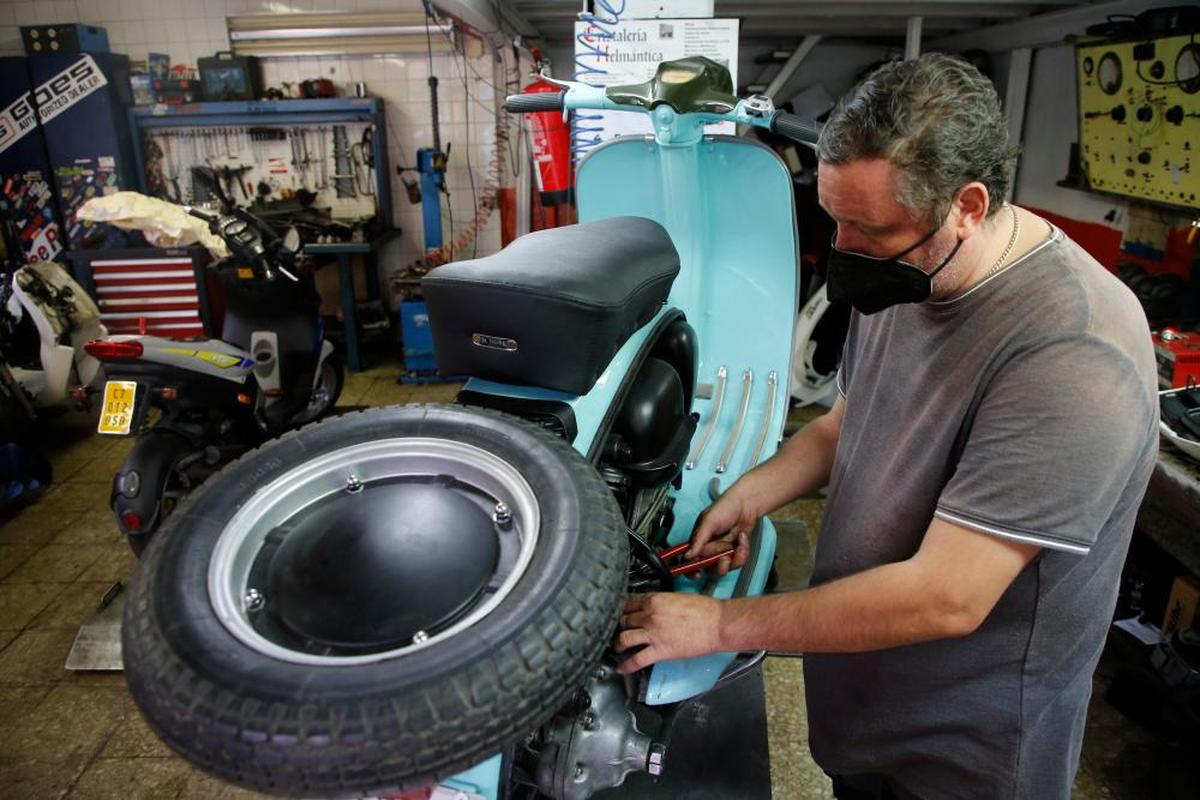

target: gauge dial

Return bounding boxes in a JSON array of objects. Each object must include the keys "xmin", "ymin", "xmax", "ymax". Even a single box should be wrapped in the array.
[
  {"xmin": 1177, "ymin": 43, "xmax": 1200, "ymax": 94},
  {"xmin": 1098, "ymin": 52, "xmax": 1122, "ymax": 95}
]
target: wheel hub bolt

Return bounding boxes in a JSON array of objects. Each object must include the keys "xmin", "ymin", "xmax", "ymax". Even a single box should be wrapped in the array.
[
  {"xmin": 345, "ymin": 474, "xmax": 363, "ymax": 494},
  {"xmin": 243, "ymin": 588, "xmax": 265, "ymax": 611},
  {"xmin": 412, "ymin": 630, "xmax": 429, "ymax": 645},
  {"xmin": 493, "ymin": 502, "xmax": 513, "ymax": 530}
]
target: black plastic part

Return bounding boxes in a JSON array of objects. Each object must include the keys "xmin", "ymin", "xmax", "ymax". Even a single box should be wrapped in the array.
[
  {"xmin": 770, "ymin": 112, "xmax": 822, "ymax": 145},
  {"xmin": 620, "ymin": 412, "xmax": 698, "ymax": 487},
  {"xmin": 455, "ymin": 390, "xmax": 578, "ymax": 442},
  {"xmin": 259, "ymin": 481, "xmax": 500, "ymax": 653},
  {"xmin": 612, "ymin": 358, "xmax": 686, "ymax": 463},
  {"xmin": 505, "ymin": 92, "xmax": 565, "ymax": 113},
  {"xmin": 113, "ymin": 429, "xmax": 198, "ymax": 551},
  {"xmin": 586, "ymin": 309, "xmax": 686, "ymax": 464},
  {"xmin": 650, "ymin": 318, "xmax": 698, "ymax": 413},
  {"xmin": 1162, "ymin": 388, "xmax": 1200, "ymax": 441}
]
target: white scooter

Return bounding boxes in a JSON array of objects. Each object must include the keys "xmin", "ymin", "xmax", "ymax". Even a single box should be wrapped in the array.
[{"xmin": 1, "ymin": 259, "xmax": 107, "ymax": 409}]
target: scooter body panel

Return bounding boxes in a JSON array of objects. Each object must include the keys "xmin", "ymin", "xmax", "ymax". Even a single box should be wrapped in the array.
[
  {"xmin": 9, "ymin": 263, "xmax": 107, "ymax": 405},
  {"xmin": 460, "ymin": 305, "xmax": 677, "ymax": 456},
  {"xmin": 575, "ymin": 134, "xmax": 797, "ymax": 706},
  {"xmin": 111, "ymin": 335, "xmax": 256, "ymax": 382}
]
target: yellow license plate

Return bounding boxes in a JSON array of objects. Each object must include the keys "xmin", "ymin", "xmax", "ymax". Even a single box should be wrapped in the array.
[{"xmin": 97, "ymin": 381, "xmax": 138, "ymax": 435}]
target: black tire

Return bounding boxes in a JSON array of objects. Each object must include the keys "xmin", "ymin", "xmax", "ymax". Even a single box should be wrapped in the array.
[
  {"xmin": 293, "ymin": 350, "xmax": 345, "ymax": 424},
  {"xmin": 121, "ymin": 404, "xmax": 627, "ymax": 798}
]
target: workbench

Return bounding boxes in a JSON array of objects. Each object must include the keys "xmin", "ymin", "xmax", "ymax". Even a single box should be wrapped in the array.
[
  {"xmin": 1138, "ymin": 440, "xmax": 1200, "ymax": 577},
  {"xmin": 306, "ymin": 229, "xmax": 401, "ymax": 373}
]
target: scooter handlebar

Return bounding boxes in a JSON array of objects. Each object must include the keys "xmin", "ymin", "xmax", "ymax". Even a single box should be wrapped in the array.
[
  {"xmin": 184, "ymin": 206, "xmax": 217, "ymax": 224},
  {"xmin": 505, "ymin": 92, "xmax": 565, "ymax": 113},
  {"xmin": 770, "ymin": 112, "xmax": 823, "ymax": 147}
]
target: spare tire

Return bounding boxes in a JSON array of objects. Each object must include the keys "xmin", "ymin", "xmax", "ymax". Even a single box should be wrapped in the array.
[{"xmin": 121, "ymin": 404, "xmax": 627, "ymax": 797}]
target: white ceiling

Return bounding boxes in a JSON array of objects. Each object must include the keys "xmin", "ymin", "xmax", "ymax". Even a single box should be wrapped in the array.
[{"xmin": 503, "ymin": 0, "xmax": 1100, "ymax": 42}]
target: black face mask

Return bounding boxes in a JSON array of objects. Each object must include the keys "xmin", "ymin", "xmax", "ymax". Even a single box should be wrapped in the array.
[{"xmin": 825, "ymin": 227, "xmax": 963, "ymax": 315}]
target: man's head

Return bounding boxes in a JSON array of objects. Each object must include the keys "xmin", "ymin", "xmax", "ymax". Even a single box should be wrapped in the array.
[
  {"xmin": 817, "ymin": 52, "xmax": 1018, "ymax": 228},
  {"xmin": 816, "ymin": 53, "xmax": 1020, "ymax": 301}
]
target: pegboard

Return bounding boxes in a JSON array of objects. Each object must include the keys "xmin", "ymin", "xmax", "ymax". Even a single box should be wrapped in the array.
[{"xmin": 1076, "ymin": 33, "xmax": 1200, "ymax": 212}]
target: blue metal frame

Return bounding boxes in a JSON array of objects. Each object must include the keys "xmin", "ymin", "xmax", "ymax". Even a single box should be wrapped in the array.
[
  {"xmin": 127, "ymin": 98, "xmax": 394, "ymax": 229},
  {"xmin": 416, "ymin": 147, "xmax": 445, "ymax": 252}
]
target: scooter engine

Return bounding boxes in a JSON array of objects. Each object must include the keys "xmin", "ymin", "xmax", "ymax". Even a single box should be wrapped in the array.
[{"xmin": 525, "ymin": 664, "xmax": 667, "ymax": 800}]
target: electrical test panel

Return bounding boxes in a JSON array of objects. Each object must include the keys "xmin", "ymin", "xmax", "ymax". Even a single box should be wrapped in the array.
[{"xmin": 1076, "ymin": 32, "xmax": 1200, "ymax": 211}]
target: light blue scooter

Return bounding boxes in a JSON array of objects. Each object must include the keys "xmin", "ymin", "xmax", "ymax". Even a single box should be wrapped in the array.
[{"xmin": 119, "ymin": 57, "xmax": 821, "ymax": 800}]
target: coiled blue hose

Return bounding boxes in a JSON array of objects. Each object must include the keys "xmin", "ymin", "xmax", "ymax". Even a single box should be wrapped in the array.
[{"xmin": 572, "ymin": 0, "xmax": 625, "ymax": 161}]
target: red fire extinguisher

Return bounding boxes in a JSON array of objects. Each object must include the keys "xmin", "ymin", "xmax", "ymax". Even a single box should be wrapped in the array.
[{"xmin": 522, "ymin": 74, "xmax": 573, "ymax": 210}]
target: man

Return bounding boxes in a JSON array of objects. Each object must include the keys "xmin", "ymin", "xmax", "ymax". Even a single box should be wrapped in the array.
[{"xmin": 615, "ymin": 53, "xmax": 1158, "ymax": 799}]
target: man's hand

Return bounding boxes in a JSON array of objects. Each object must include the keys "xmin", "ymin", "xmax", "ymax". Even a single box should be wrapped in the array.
[
  {"xmin": 615, "ymin": 593, "xmax": 725, "ymax": 674},
  {"xmin": 686, "ymin": 489, "xmax": 758, "ymax": 576}
]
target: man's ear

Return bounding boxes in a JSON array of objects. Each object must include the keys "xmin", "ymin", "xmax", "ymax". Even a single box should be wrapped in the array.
[{"xmin": 951, "ymin": 181, "xmax": 990, "ymax": 237}]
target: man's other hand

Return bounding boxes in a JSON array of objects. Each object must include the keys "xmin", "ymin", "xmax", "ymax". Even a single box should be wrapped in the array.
[
  {"xmin": 615, "ymin": 593, "xmax": 724, "ymax": 674},
  {"xmin": 686, "ymin": 490, "xmax": 757, "ymax": 576}
]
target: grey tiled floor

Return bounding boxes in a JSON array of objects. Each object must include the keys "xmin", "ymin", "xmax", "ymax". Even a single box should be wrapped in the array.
[{"xmin": 0, "ymin": 359, "xmax": 1153, "ymax": 798}]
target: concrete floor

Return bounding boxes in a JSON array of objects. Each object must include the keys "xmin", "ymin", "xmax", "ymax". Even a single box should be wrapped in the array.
[{"xmin": 0, "ymin": 358, "xmax": 1156, "ymax": 799}]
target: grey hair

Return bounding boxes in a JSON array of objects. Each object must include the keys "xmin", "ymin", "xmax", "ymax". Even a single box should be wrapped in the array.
[{"xmin": 816, "ymin": 52, "xmax": 1021, "ymax": 226}]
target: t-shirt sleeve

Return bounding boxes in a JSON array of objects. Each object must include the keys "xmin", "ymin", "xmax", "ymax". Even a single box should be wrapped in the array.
[
  {"xmin": 935, "ymin": 335, "xmax": 1156, "ymax": 555},
  {"xmin": 836, "ymin": 311, "xmax": 860, "ymax": 399}
]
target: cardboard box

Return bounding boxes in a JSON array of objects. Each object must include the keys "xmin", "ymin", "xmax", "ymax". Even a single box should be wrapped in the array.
[{"xmin": 1161, "ymin": 575, "xmax": 1200, "ymax": 636}]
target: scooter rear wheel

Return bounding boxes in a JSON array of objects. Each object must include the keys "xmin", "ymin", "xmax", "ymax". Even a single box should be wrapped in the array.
[
  {"xmin": 293, "ymin": 350, "xmax": 344, "ymax": 425},
  {"xmin": 121, "ymin": 404, "xmax": 627, "ymax": 797}
]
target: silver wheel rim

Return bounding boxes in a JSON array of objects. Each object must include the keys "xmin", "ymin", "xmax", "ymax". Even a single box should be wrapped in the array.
[{"xmin": 207, "ymin": 437, "xmax": 541, "ymax": 665}]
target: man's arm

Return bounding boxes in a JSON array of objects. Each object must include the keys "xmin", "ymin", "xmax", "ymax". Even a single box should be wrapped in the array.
[
  {"xmin": 735, "ymin": 395, "xmax": 846, "ymax": 518},
  {"xmin": 686, "ymin": 397, "xmax": 846, "ymax": 569},
  {"xmin": 616, "ymin": 516, "xmax": 1040, "ymax": 673}
]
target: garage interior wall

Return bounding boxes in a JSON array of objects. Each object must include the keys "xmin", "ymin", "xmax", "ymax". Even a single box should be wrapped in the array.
[
  {"xmin": 0, "ymin": 0, "xmax": 506, "ymax": 279},
  {"xmin": 1015, "ymin": 42, "xmax": 1131, "ymax": 230}
]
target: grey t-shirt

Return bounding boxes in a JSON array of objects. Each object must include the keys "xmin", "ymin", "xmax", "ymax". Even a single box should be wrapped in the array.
[{"xmin": 803, "ymin": 226, "xmax": 1159, "ymax": 800}]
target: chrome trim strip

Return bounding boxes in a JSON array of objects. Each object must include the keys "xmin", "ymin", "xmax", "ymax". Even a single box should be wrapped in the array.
[
  {"xmin": 746, "ymin": 370, "xmax": 779, "ymax": 469},
  {"xmin": 686, "ymin": 365, "xmax": 727, "ymax": 470},
  {"xmin": 715, "ymin": 368, "xmax": 753, "ymax": 474}
]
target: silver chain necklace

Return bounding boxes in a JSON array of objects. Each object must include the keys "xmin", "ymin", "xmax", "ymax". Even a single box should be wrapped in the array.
[{"xmin": 982, "ymin": 204, "xmax": 1020, "ymax": 280}]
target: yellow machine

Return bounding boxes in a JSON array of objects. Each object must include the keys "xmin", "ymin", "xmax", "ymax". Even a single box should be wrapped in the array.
[{"xmin": 1076, "ymin": 32, "xmax": 1200, "ymax": 211}]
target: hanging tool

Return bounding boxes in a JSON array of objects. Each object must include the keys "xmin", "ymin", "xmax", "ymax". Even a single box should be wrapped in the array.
[
  {"xmin": 161, "ymin": 133, "xmax": 182, "ymax": 203},
  {"xmin": 351, "ymin": 125, "xmax": 376, "ymax": 196},
  {"xmin": 317, "ymin": 126, "xmax": 329, "ymax": 190},
  {"xmin": 332, "ymin": 125, "xmax": 356, "ymax": 198}
]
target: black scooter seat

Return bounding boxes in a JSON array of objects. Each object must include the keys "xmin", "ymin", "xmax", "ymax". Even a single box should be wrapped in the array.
[{"xmin": 422, "ymin": 216, "xmax": 680, "ymax": 395}]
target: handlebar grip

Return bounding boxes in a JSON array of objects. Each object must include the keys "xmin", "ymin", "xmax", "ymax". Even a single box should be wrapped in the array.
[
  {"xmin": 505, "ymin": 92, "xmax": 565, "ymax": 113},
  {"xmin": 184, "ymin": 206, "xmax": 217, "ymax": 223},
  {"xmin": 770, "ymin": 112, "xmax": 822, "ymax": 146}
]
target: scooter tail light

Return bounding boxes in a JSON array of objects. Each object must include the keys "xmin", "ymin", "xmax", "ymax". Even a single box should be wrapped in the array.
[
  {"xmin": 159, "ymin": 387, "xmax": 178, "ymax": 400},
  {"xmin": 237, "ymin": 392, "xmax": 254, "ymax": 405},
  {"xmin": 85, "ymin": 340, "xmax": 144, "ymax": 360},
  {"xmin": 121, "ymin": 512, "xmax": 142, "ymax": 532}
]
